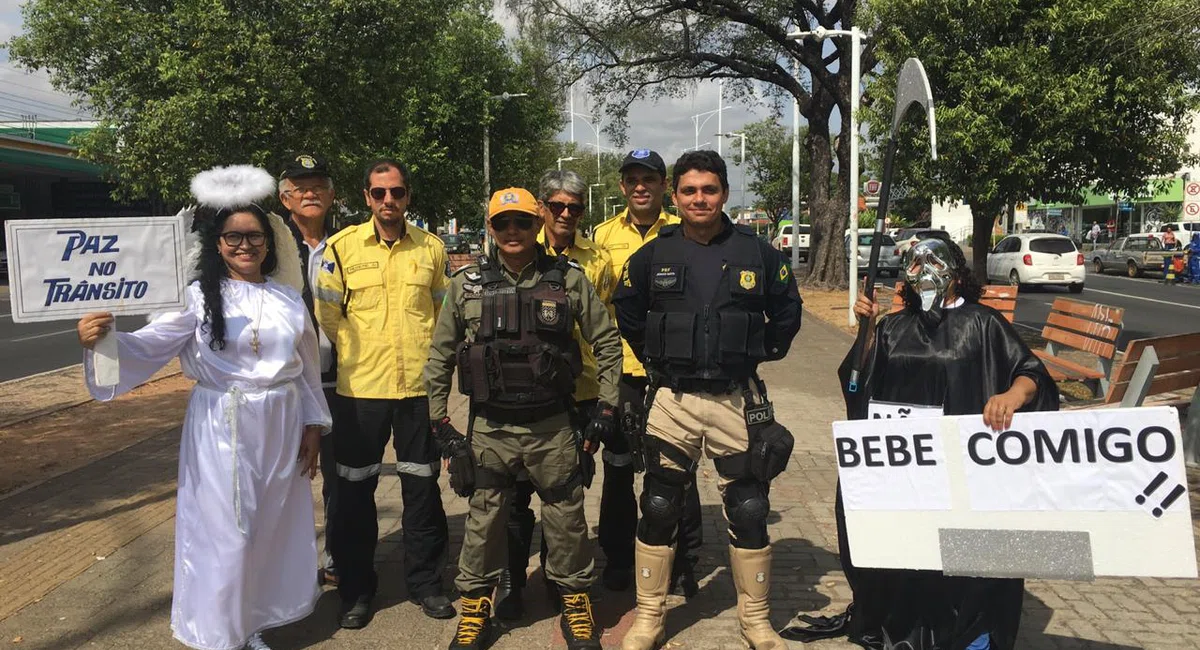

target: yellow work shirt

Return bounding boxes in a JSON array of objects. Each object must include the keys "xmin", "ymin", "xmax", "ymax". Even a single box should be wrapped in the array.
[
  {"xmin": 538, "ymin": 230, "xmax": 616, "ymax": 402},
  {"xmin": 591, "ymin": 208, "xmax": 680, "ymax": 377},
  {"xmin": 315, "ymin": 220, "xmax": 449, "ymax": 400}
]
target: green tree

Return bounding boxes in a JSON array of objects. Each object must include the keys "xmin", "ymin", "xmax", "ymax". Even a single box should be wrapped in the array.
[
  {"xmin": 9, "ymin": 0, "xmax": 562, "ymax": 231},
  {"xmin": 742, "ymin": 117, "xmax": 808, "ymax": 228},
  {"xmin": 866, "ymin": 0, "xmax": 1200, "ymax": 278},
  {"xmin": 505, "ymin": 0, "xmax": 869, "ymax": 289}
]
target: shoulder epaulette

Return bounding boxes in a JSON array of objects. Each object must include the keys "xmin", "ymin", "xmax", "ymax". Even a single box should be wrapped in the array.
[
  {"xmin": 326, "ymin": 223, "xmax": 362, "ymax": 246},
  {"xmin": 452, "ymin": 263, "xmax": 481, "ymax": 278}
]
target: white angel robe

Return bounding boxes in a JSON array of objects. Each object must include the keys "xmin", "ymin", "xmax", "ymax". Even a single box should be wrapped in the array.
[{"xmin": 85, "ymin": 279, "xmax": 332, "ymax": 650}]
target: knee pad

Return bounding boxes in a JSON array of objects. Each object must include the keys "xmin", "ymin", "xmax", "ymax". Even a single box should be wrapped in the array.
[
  {"xmin": 723, "ymin": 479, "xmax": 770, "ymax": 547},
  {"xmin": 637, "ymin": 470, "xmax": 688, "ymax": 545}
]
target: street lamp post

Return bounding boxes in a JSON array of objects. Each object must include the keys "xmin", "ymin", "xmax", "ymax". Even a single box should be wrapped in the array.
[
  {"xmin": 604, "ymin": 196, "xmax": 620, "ymax": 217},
  {"xmin": 557, "ymin": 156, "xmax": 579, "ymax": 171},
  {"xmin": 690, "ymin": 106, "xmax": 731, "ymax": 152},
  {"xmin": 717, "ymin": 131, "xmax": 747, "ymax": 220},
  {"xmin": 788, "ymin": 26, "xmax": 865, "ymax": 327},
  {"xmin": 484, "ymin": 91, "xmax": 528, "ymax": 250}
]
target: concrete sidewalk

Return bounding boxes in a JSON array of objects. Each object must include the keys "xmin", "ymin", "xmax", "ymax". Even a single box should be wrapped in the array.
[{"xmin": 1, "ymin": 316, "xmax": 1199, "ymax": 649}]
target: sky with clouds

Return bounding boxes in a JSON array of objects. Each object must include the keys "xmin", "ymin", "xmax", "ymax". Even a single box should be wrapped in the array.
[{"xmin": 0, "ymin": 1, "xmax": 792, "ymax": 205}]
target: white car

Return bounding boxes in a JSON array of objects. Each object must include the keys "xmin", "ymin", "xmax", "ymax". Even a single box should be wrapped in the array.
[
  {"xmin": 771, "ymin": 223, "xmax": 811, "ymax": 261},
  {"xmin": 986, "ymin": 233, "xmax": 1085, "ymax": 292}
]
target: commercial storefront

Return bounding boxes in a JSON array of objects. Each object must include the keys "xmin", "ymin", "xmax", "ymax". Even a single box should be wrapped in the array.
[{"xmin": 1028, "ymin": 179, "xmax": 1186, "ymax": 242}]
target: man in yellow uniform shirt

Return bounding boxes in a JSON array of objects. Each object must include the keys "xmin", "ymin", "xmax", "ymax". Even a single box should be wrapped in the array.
[
  {"xmin": 591, "ymin": 149, "xmax": 703, "ymax": 595},
  {"xmin": 315, "ymin": 158, "xmax": 454, "ymax": 629},
  {"xmin": 494, "ymin": 170, "xmax": 615, "ymax": 620}
]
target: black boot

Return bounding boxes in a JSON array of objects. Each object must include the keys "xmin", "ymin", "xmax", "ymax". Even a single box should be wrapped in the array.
[
  {"xmin": 494, "ymin": 568, "xmax": 524, "ymax": 621},
  {"xmin": 559, "ymin": 591, "xmax": 602, "ymax": 650},
  {"xmin": 670, "ymin": 554, "xmax": 699, "ymax": 598},
  {"xmin": 449, "ymin": 594, "xmax": 494, "ymax": 650}
]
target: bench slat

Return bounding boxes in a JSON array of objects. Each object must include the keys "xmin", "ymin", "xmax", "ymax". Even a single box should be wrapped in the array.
[
  {"xmin": 1041, "ymin": 325, "xmax": 1118, "ymax": 359},
  {"xmin": 1112, "ymin": 350, "xmax": 1200, "ymax": 383},
  {"xmin": 1044, "ymin": 312, "xmax": 1121, "ymax": 344},
  {"xmin": 1050, "ymin": 297, "xmax": 1125, "ymax": 327},
  {"xmin": 1034, "ymin": 350, "xmax": 1106, "ymax": 380}
]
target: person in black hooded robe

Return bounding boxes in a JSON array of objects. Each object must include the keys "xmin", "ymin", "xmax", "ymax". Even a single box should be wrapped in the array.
[{"xmin": 784, "ymin": 238, "xmax": 1059, "ymax": 650}]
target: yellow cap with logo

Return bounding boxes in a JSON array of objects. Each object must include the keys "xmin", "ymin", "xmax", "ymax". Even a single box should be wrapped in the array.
[{"xmin": 488, "ymin": 187, "xmax": 539, "ymax": 219}]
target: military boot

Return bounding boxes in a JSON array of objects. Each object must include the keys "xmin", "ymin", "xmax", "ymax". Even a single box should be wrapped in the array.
[
  {"xmin": 560, "ymin": 591, "xmax": 602, "ymax": 649},
  {"xmin": 494, "ymin": 569, "xmax": 523, "ymax": 621},
  {"xmin": 729, "ymin": 545, "xmax": 786, "ymax": 650},
  {"xmin": 621, "ymin": 541, "xmax": 674, "ymax": 650},
  {"xmin": 449, "ymin": 594, "xmax": 494, "ymax": 650}
]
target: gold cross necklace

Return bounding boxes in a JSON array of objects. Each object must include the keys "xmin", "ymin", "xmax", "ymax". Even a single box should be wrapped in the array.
[{"xmin": 249, "ymin": 284, "xmax": 266, "ymax": 357}]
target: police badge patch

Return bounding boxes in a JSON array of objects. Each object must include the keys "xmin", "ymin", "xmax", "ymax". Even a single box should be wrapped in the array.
[
  {"xmin": 537, "ymin": 299, "xmax": 560, "ymax": 325},
  {"xmin": 652, "ymin": 266, "xmax": 679, "ymax": 289},
  {"xmin": 739, "ymin": 269, "xmax": 757, "ymax": 291}
]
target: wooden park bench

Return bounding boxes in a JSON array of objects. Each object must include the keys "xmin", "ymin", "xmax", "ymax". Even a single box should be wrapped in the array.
[
  {"xmin": 887, "ymin": 282, "xmax": 1018, "ymax": 323},
  {"xmin": 1032, "ymin": 297, "xmax": 1124, "ymax": 397},
  {"xmin": 1066, "ymin": 331, "xmax": 1200, "ymax": 464}
]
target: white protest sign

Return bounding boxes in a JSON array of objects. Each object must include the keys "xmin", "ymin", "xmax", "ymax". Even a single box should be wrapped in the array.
[
  {"xmin": 868, "ymin": 399, "xmax": 944, "ymax": 420},
  {"xmin": 5, "ymin": 216, "xmax": 188, "ymax": 322},
  {"xmin": 834, "ymin": 416, "xmax": 951, "ymax": 511},
  {"xmin": 835, "ymin": 407, "xmax": 1197, "ymax": 579}
]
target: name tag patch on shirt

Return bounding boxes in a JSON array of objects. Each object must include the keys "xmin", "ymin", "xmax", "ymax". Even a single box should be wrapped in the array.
[
  {"xmin": 653, "ymin": 266, "xmax": 680, "ymax": 289},
  {"xmin": 346, "ymin": 262, "xmax": 380, "ymax": 274}
]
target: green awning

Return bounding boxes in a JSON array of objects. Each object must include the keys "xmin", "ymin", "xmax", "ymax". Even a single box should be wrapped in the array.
[{"xmin": 0, "ymin": 147, "xmax": 101, "ymax": 175}]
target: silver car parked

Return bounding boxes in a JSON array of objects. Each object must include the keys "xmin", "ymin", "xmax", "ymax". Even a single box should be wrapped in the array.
[{"xmin": 846, "ymin": 232, "xmax": 902, "ymax": 277}]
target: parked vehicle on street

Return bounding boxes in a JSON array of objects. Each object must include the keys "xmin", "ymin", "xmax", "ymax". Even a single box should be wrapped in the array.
[
  {"xmin": 1155, "ymin": 221, "xmax": 1200, "ymax": 235},
  {"xmin": 894, "ymin": 227, "xmax": 954, "ymax": 254},
  {"xmin": 987, "ymin": 233, "xmax": 1086, "ymax": 292},
  {"xmin": 845, "ymin": 232, "xmax": 902, "ymax": 277},
  {"xmin": 771, "ymin": 223, "xmax": 811, "ymax": 261},
  {"xmin": 439, "ymin": 233, "xmax": 471, "ymax": 255},
  {"xmin": 1090, "ymin": 234, "xmax": 1174, "ymax": 278}
]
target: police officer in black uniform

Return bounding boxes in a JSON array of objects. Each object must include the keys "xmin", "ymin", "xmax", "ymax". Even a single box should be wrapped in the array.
[{"xmin": 612, "ymin": 150, "xmax": 802, "ymax": 650}]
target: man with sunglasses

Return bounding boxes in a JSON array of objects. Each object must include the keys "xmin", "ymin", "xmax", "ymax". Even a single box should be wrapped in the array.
[
  {"xmin": 315, "ymin": 158, "xmax": 454, "ymax": 629},
  {"xmin": 278, "ymin": 153, "xmax": 346, "ymax": 589},
  {"xmin": 493, "ymin": 170, "xmax": 616, "ymax": 620},
  {"xmin": 592, "ymin": 149, "xmax": 704, "ymax": 596},
  {"xmin": 613, "ymin": 151, "xmax": 802, "ymax": 650},
  {"xmin": 425, "ymin": 187, "xmax": 623, "ymax": 650}
]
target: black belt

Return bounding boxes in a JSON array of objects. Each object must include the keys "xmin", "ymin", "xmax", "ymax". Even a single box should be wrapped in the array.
[
  {"xmin": 476, "ymin": 402, "xmax": 566, "ymax": 425},
  {"xmin": 666, "ymin": 377, "xmax": 745, "ymax": 395}
]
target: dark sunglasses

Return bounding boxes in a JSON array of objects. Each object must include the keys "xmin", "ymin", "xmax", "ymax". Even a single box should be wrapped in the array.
[
  {"xmin": 490, "ymin": 214, "xmax": 537, "ymax": 231},
  {"xmin": 545, "ymin": 201, "xmax": 584, "ymax": 217},
  {"xmin": 220, "ymin": 231, "xmax": 267, "ymax": 247},
  {"xmin": 368, "ymin": 186, "xmax": 408, "ymax": 201}
]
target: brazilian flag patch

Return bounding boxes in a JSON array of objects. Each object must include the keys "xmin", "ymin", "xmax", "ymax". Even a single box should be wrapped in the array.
[{"xmin": 779, "ymin": 264, "xmax": 790, "ymax": 281}]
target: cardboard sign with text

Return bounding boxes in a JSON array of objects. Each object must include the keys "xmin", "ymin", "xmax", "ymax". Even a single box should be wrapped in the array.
[
  {"xmin": 5, "ymin": 216, "xmax": 188, "ymax": 323},
  {"xmin": 833, "ymin": 407, "xmax": 1197, "ymax": 579}
]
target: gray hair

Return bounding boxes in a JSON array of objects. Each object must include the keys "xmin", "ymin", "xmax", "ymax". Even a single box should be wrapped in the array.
[
  {"xmin": 538, "ymin": 169, "xmax": 587, "ymax": 203},
  {"xmin": 278, "ymin": 176, "xmax": 334, "ymax": 193}
]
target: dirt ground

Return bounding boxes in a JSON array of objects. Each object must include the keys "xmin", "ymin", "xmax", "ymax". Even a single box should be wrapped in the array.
[{"xmin": 0, "ymin": 364, "xmax": 192, "ymax": 497}]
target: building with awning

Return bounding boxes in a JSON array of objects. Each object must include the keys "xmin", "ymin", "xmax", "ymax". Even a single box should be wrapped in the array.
[
  {"xmin": 0, "ymin": 120, "xmax": 156, "ymax": 227},
  {"xmin": 1027, "ymin": 178, "xmax": 1186, "ymax": 240}
]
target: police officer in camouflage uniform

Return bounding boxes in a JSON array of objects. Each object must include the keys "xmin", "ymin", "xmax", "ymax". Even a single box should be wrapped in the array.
[{"xmin": 424, "ymin": 187, "xmax": 623, "ymax": 650}]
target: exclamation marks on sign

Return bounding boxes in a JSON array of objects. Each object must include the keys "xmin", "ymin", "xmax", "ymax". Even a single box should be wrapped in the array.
[{"xmin": 1135, "ymin": 471, "xmax": 1187, "ymax": 518}]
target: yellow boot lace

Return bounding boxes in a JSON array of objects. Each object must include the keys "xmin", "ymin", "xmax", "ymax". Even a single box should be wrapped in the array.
[
  {"xmin": 562, "ymin": 593, "xmax": 595, "ymax": 639},
  {"xmin": 455, "ymin": 596, "xmax": 492, "ymax": 645}
]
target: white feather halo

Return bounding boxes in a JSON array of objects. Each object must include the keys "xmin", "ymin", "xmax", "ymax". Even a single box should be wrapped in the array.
[{"xmin": 190, "ymin": 164, "xmax": 276, "ymax": 210}]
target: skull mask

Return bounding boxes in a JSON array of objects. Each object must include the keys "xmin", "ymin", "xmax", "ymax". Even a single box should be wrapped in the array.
[{"xmin": 903, "ymin": 239, "xmax": 958, "ymax": 312}]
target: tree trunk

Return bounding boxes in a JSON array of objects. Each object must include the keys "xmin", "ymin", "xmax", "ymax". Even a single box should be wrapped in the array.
[
  {"xmin": 969, "ymin": 201, "xmax": 1001, "ymax": 281},
  {"xmin": 802, "ymin": 90, "xmax": 845, "ymax": 289}
]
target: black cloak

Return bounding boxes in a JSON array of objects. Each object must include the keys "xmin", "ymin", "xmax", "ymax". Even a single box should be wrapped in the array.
[{"xmin": 792, "ymin": 303, "xmax": 1059, "ymax": 650}]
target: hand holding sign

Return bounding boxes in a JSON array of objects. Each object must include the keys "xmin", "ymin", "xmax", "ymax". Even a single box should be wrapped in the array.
[{"xmin": 76, "ymin": 312, "xmax": 114, "ymax": 349}]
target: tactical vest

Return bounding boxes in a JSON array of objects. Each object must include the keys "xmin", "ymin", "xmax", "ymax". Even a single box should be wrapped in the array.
[
  {"xmin": 456, "ymin": 253, "xmax": 582, "ymax": 422},
  {"xmin": 643, "ymin": 225, "xmax": 769, "ymax": 382}
]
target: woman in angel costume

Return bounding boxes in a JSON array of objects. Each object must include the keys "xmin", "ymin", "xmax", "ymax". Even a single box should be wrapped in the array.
[
  {"xmin": 785, "ymin": 239, "xmax": 1058, "ymax": 650},
  {"xmin": 75, "ymin": 165, "xmax": 331, "ymax": 650}
]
